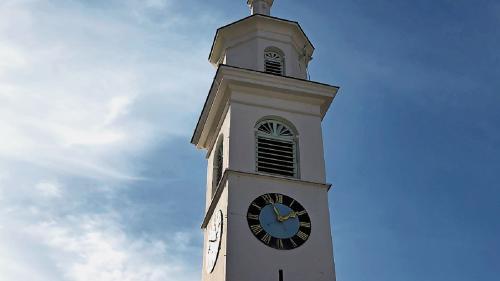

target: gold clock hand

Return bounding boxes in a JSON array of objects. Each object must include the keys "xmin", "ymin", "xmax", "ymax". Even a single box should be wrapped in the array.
[
  {"xmin": 281, "ymin": 211, "xmax": 297, "ymax": 221},
  {"xmin": 273, "ymin": 205, "xmax": 285, "ymax": 222},
  {"xmin": 273, "ymin": 205, "xmax": 280, "ymax": 216}
]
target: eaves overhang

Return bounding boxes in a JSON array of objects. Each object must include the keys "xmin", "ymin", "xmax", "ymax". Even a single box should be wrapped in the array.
[
  {"xmin": 208, "ymin": 14, "xmax": 315, "ymax": 66},
  {"xmin": 190, "ymin": 65, "xmax": 340, "ymax": 150}
]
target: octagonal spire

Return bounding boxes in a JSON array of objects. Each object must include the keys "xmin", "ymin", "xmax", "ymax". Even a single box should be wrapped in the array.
[{"xmin": 247, "ymin": 0, "xmax": 274, "ymax": 16}]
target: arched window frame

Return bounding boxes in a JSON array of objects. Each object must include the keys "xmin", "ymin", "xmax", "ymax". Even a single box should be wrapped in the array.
[
  {"xmin": 212, "ymin": 135, "xmax": 224, "ymax": 198},
  {"xmin": 255, "ymin": 117, "xmax": 299, "ymax": 178},
  {"xmin": 264, "ymin": 47, "xmax": 285, "ymax": 76}
]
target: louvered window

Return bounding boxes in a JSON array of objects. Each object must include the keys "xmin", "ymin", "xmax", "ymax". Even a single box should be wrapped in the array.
[
  {"xmin": 212, "ymin": 138, "xmax": 224, "ymax": 197},
  {"xmin": 264, "ymin": 49, "xmax": 285, "ymax": 76},
  {"xmin": 256, "ymin": 120, "xmax": 297, "ymax": 178}
]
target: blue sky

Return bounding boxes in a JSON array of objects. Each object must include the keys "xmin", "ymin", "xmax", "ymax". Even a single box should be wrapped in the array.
[{"xmin": 0, "ymin": 0, "xmax": 499, "ymax": 280}]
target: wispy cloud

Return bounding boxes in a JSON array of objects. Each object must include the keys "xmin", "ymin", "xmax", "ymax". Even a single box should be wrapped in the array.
[
  {"xmin": 0, "ymin": 0, "xmax": 215, "ymax": 279},
  {"xmin": 35, "ymin": 180, "xmax": 63, "ymax": 198},
  {"xmin": 0, "ymin": 0, "xmax": 214, "ymax": 179},
  {"xmin": 1, "ymin": 208, "xmax": 199, "ymax": 281}
]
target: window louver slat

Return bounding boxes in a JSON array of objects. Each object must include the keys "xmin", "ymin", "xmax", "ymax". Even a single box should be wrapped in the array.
[
  {"xmin": 257, "ymin": 163, "xmax": 294, "ymax": 173},
  {"xmin": 212, "ymin": 139, "xmax": 224, "ymax": 198},
  {"xmin": 264, "ymin": 50, "xmax": 284, "ymax": 76},
  {"xmin": 257, "ymin": 135, "xmax": 295, "ymax": 177},
  {"xmin": 257, "ymin": 154, "xmax": 294, "ymax": 167},
  {"xmin": 265, "ymin": 65, "xmax": 282, "ymax": 70},
  {"xmin": 266, "ymin": 61, "xmax": 283, "ymax": 75},
  {"xmin": 258, "ymin": 136, "xmax": 291, "ymax": 143},
  {"xmin": 258, "ymin": 145, "xmax": 294, "ymax": 154},
  {"xmin": 257, "ymin": 156, "xmax": 295, "ymax": 165},
  {"xmin": 257, "ymin": 167, "xmax": 295, "ymax": 177},
  {"xmin": 257, "ymin": 162, "xmax": 295, "ymax": 173},
  {"xmin": 258, "ymin": 139, "xmax": 294, "ymax": 149},
  {"xmin": 257, "ymin": 151, "xmax": 294, "ymax": 161},
  {"xmin": 265, "ymin": 66, "xmax": 282, "ymax": 75}
]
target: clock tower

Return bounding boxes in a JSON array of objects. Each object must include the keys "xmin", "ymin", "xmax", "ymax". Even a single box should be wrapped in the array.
[{"xmin": 191, "ymin": 1, "xmax": 339, "ymax": 281}]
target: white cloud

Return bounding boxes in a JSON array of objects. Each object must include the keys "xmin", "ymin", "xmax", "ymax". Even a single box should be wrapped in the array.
[
  {"xmin": 0, "ymin": 210, "xmax": 199, "ymax": 281},
  {"xmin": 0, "ymin": 0, "xmax": 217, "ymax": 279},
  {"xmin": 144, "ymin": 0, "xmax": 171, "ymax": 9},
  {"xmin": 0, "ymin": 0, "xmax": 213, "ymax": 179},
  {"xmin": 36, "ymin": 181, "xmax": 62, "ymax": 198},
  {"xmin": 0, "ymin": 44, "xmax": 27, "ymax": 74},
  {"xmin": 105, "ymin": 96, "xmax": 133, "ymax": 125},
  {"xmin": 24, "ymin": 215, "xmax": 198, "ymax": 281}
]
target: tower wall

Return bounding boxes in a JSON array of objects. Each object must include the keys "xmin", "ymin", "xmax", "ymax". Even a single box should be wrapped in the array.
[
  {"xmin": 226, "ymin": 173, "xmax": 336, "ymax": 281},
  {"xmin": 195, "ymin": 3, "xmax": 339, "ymax": 281},
  {"xmin": 228, "ymin": 91, "xmax": 327, "ymax": 183},
  {"xmin": 224, "ymin": 32, "xmax": 308, "ymax": 80},
  {"xmin": 202, "ymin": 182, "xmax": 229, "ymax": 281},
  {"xmin": 205, "ymin": 106, "xmax": 231, "ymax": 209}
]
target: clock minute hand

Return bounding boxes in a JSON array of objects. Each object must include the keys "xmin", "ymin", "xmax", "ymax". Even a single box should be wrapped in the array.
[{"xmin": 273, "ymin": 205, "xmax": 285, "ymax": 222}]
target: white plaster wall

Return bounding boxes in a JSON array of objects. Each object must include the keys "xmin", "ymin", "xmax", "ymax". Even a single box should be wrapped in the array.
[
  {"xmin": 205, "ymin": 107, "xmax": 231, "ymax": 210},
  {"xmin": 223, "ymin": 31, "xmax": 308, "ymax": 79},
  {"xmin": 225, "ymin": 173, "xmax": 336, "ymax": 281},
  {"xmin": 202, "ymin": 182, "xmax": 229, "ymax": 281},
  {"xmin": 225, "ymin": 39, "xmax": 259, "ymax": 71},
  {"xmin": 228, "ymin": 92, "xmax": 327, "ymax": 183},
  {"xmin": 200, "ymin": 81, "xmax": 335, "ymax": 281}
]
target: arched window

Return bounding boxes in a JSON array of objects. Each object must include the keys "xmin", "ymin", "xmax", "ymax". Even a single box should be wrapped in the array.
[
  {"xmin": 256, "ymin": 119, "xmax": 298, "ymax": 178},
  {"xmin": 212, "ymin": 136, "xmax": 224, "ymax": 197},
  {"xmin": 264, "ymin": 48, "xmax": 285, "ymax": 76}
]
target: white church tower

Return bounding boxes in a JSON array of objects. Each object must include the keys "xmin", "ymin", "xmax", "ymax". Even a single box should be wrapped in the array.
[{"xmin": 191, "ymin": 1, "xmax": 340, "ymax": 280}]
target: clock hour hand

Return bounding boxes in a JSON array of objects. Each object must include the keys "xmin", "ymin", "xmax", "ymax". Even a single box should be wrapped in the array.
[{"xmin": 281, "ymin": 211, "xmax": 297, "ymax": 221}]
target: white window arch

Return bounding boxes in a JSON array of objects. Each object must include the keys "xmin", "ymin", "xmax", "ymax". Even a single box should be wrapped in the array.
[
  {"xmin": 264, "ymin": 47, "xmax": 285, "ymax": 76},
  {"xmin": 255, "ymin": 118, "xmax": 298, "ymax": 178}
]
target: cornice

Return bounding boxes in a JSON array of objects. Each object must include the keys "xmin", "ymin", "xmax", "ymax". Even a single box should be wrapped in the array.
[
  {"xmin": 190, "ymin": 65, "xmax": 340, "ymax": 149},
  {"xmin": 201, "ymin": 169, "xmax": 332, "ymax": 229},
  {"xmin": 209, "ymin": 14, "xmax": 314, "ymax": 66}
]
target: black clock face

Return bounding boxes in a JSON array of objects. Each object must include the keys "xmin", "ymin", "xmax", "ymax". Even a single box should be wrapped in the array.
[{"xmin": 247, "ymin": 193, "xmax": 311, "ymax": 250}]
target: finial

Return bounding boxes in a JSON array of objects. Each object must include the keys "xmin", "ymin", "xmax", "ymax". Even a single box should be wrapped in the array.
[{"xmin": 247, "ymin": 0, "xmax": 274, "ymax": 16}]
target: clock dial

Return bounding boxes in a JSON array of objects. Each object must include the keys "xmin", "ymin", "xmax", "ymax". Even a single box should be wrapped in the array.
[
  {"xmin": 206, "ymin": 210, "xmax": 223, "ymax": 273},
  {"xmin": 247, "ymin": 193, "xmax": 311, "ymax": 250}
]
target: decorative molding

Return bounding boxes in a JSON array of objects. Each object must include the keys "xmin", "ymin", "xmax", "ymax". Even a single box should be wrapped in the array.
[
  {"xmin": 201, "ymin": 169, "xmax": 332, "ymax": 229},
  {"xmin": 191, "ymin": 65, "xmax": 339, "ymax": 149}
]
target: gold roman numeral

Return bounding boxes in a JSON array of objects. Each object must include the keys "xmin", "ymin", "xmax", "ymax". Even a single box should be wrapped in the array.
[
  {"xmin": 250, "ymin": 224, "xmax": 263, "ymax": 235},
  {"xmin": 261, "ymin": 194, "xmax": 274, "ymax": 205},
  {"xmin": 274, "ymin": 194, "xmax": 283, "ymax": 204},
  {"xmin": 277, "ymin": 239, "xmax": 284, "ymax": 249},
  {"xmin": 300, "ymin": 222, "xmax": 311, "ymax": 228},
  {"xmin": 251, "ymin": 202, "xmax": 262, "ymax": 210},
  {"xmin": 289, "ymin": 238, "xmax": 297, "ymax": 248},
  {"xmin": 297, "ymin": 231, "xmax": 309, "ymax": 240},
  {"xmin": 247, "ymin": 213, "xmax": 259, "ymax": 220},
  {"xmin": 289, "ymin": 199, "xmax": 295, "ymax": 207},
  {"xmin": 296, "ymin": 210, "xmax": 307, "ymax": 216},
  {"xmin": 261, "ymin": 233, "xmax": 271, "ymax": 244}
]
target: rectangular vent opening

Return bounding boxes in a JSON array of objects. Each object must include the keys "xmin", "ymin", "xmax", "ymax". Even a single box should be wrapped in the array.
[
  {"xmin": 257, "ymin": 136, "xmax": 296, "ymax": 177},
  {"xmin": 265, "ymin": 61, "xmax": 283, "ymax": 75}
]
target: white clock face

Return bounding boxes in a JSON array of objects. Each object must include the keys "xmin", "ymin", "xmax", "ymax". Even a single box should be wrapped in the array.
[{"xmin": 206, "ymin": 210, "xmax": 223, "ymax": 273}]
